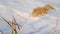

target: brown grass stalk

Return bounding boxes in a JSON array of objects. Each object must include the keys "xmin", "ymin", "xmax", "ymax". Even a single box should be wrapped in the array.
[
  {"xmin": 0, "ymin": 16, "xmax": 22, "ymax": 34},
  {"xmin": 0, "ymin": 17, "xmax": 12, "ymax": 27}
]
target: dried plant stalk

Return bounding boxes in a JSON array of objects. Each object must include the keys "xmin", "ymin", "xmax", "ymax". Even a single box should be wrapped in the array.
[
  {"xmin": 12, "ymin": 26, "xmax": 15, "ymax": 34},
  {"xmin": 11, "ymin": 14, "xmax": 22, "ymax": 34},
  {"xmin": 12, "ymin": 14, "xmax": 17, "ymax": 34},
  {"xmin": 0, "ymin": 15, "xmax": 22, "ymax": 34},
  {"xmin": 12, "ymin": 24, "xmax": 17, "ymax": 34},
  {"xmin": 10, "ymin": 10, "xmax": 26, "ymax": 21},
  {"xmin": 1, "ymin": 17, "xmax": 12, "ymax": 27}
]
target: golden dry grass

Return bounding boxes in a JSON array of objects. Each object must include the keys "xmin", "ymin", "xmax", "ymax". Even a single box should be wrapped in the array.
[{"xmin": 0, "ymin": 15, "xmax": 22, "ymax": 34}]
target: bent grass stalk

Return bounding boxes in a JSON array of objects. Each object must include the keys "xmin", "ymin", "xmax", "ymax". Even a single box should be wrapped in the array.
[{"xmin": 0, "ymin": 16, "xmax": 22, "ymax": 34}]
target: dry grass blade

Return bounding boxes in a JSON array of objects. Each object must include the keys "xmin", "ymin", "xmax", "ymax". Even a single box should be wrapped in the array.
[
  {"xmin": 12, "ymin": 25, "xmax": 17, "ymax": 34},
  {"xmin": 11, "ymin": 14, "xmax": 22, "ymax": 34},
  {"xmin": 1, "ymin": 17, "xmax": 12, "ymax": 27},
  {"xmin": 12, "ymin": 21, "xmax": 17, "ymax": 34},
  {"xmin": 10, "ymin": 9, "xmax": 26, "ymax": 21},
  {"xmin": 12, "ymin": 15, "xmax": 17, "ymax": 34},
  {"xmin": 11, "ymin": 14, "xmax": 22, "ymax": 30},
  {"xmin": 0, "ymin": 16, "xmax": 21, "ymax": 34},
  {"xmin": 12, "ymin": 24, "xmax": 17, "ymax": 34}
]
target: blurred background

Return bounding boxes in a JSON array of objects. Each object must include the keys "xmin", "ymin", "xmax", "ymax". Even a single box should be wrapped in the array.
[{"xmin": 0, "ymin": 0, "xmax": 60, "ymax": 34}]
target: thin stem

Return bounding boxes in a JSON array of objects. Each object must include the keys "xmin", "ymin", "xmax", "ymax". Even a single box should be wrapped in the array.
[
  {"xmin": 10, "ymin": 10, "xmax": 26, "ymax": 21},
  {"xmin": 1, "ymin": 17, "xmax": 12, "ymax": 27}
]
